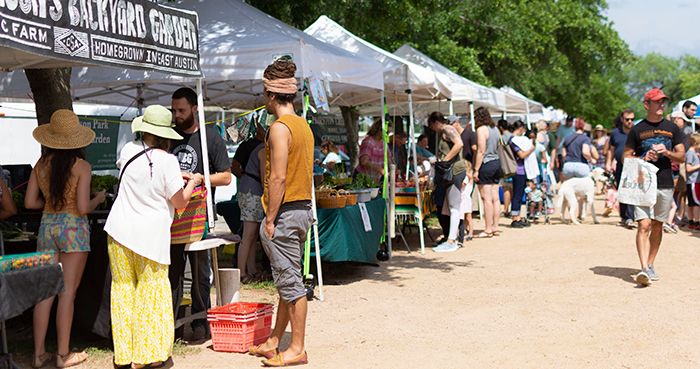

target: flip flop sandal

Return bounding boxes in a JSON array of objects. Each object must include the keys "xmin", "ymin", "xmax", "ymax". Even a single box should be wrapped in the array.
[
  {"xmin": 262, "ymin": 351, "xmax": 309, "ymax": 367},
  {"xmin": 249, "ymin": 344, "xmax": 277, "ymax": 359},
  {"xmin": 475, "ymin": 232, "xmax": 493, "ymax": 238}
]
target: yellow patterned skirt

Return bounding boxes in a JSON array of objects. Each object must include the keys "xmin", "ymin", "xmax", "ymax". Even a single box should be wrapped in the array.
[{"xmin": 108, "ymin": 237, "xmax": 174, "ymax": 365}]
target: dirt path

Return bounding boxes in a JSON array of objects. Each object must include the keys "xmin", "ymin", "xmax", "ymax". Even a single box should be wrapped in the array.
[
  {"xmin": 173, "ymin": 204, "xmax": 700, "ymax": 369},
  {"xmin": 18, "ymin": 201, "xmax": 700, "ymax": 368}
]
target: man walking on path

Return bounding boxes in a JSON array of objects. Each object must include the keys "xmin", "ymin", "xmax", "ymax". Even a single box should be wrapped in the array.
[
  {"xmin": 624, "ymin": 88, "xmax": 685, "ymax": 287},
  {"xmin": 249, "ymin": 59, "xmax": 314, "ymax": 367},
  {"xmin": 606, "ymin": 109, "xmax": 636, "ymax": 228}
]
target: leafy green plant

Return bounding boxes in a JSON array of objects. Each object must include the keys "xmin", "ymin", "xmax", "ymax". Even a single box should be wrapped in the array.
[{"xmin": 349, "ymin": 174, "xmax": 377, "ymax": 190}]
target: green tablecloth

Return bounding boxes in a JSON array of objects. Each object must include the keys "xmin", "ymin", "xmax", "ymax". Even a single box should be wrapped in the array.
[{"xmin": 310, "ymin": 197, "xmax": 386, "ymax": 264}]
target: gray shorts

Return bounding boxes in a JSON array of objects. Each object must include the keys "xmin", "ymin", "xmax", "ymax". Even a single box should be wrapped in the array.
[
  {"xmin": 260, "ymin": 201, "xmax": 313, "ymax": 303},
  {"xmin": 635, "ymin": 188, "xmax": 674, "ymax": 222}
]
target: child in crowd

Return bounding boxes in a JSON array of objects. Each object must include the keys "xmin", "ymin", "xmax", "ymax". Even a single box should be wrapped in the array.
[
  {"xmin": 685, "ymin": 133, "xmax": 700, "ymax": 230},
  {"xmin": 525, "ymin": 180, "xmax": 544, "ymax": 221}
]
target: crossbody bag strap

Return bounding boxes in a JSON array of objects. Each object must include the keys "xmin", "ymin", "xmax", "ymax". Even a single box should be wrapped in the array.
[{"xmin": 116, "ymin": 148, "xmax": 155, "ymax": 197}]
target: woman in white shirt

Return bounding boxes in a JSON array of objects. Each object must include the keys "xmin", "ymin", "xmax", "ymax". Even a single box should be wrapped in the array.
[{"xmin": 104, "ymin": 105, "xmax": 202, "ymax": 369}]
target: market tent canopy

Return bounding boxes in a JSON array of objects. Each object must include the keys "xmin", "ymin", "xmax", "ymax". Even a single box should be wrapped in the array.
[
  {"xmin": 0, "ymin": 0, "xmax": 383, "ymax": 109},
  {"xmin": 393, "ymin": 44, "xmax": 503, "ymax": 112},
  {"xmin": 0, "ymin": 0, "xmax": 201, "ymax": 77},
  {"xmin": 499, "ymin": 86, "xmax": 544, "ymax": 116},
  {"xmin": 304, "ymin": 16, "xmax": 449, "ymax": 106}
]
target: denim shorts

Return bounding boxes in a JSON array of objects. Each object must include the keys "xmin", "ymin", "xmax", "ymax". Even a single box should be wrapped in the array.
[
  {"xmin": 38, "ymin": 213, "xmax": 90, "ymax": 253},
  {"xmin": 562, "ymin": 162, "xmax": 591, "ymax": 179}
]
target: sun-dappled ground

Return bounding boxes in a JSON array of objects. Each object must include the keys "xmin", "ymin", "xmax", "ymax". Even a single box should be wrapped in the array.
[{"xmin": 9, "ymin": 199, "xmax": 700, "ymax": 368}]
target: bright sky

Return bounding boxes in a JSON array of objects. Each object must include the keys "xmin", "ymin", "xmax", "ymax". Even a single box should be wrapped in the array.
[{"xmin": 606, "ymin": 0, "xmax": 700, "ymax": 57}]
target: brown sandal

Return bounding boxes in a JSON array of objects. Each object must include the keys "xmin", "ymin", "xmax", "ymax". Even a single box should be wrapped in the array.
[
  {"xmin": 32, "ymin": 352, "xmax": 53, "ymax": 368},
  {"xmin": 56, "ymin": 351, "xmax": 88, "ymax": 368},
  {"xmin": 262, "ymin": 351, "xmax": 308, "ymax": 367},
  {"xmin": 248, "ymin": 344, "xmax": 277, "ymax": 359}
]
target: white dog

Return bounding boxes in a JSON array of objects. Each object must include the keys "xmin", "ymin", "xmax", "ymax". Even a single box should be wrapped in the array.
[{"xmin": 556, "ymin": 168, "xmax": 605, "ymax": 225}]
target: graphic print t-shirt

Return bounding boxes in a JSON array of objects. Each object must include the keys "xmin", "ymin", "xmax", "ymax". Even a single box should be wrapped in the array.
[
  {"xmin": 171, "ymin": 125, "xmax": 231, "ymax": 196},
  {"xmin": 625, "ymin": 119, "xmax": 682, "ymax": 189}
]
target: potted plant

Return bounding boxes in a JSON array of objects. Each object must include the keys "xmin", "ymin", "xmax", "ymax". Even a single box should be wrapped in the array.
[{"xmin": 348, "ymin": 174, "xmax": 378, "ymax": 202}]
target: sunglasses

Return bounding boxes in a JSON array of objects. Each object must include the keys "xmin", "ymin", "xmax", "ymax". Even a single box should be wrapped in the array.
[{"xmin": 625, "ymin": 118, "xmax": 634, "ymax": 122}]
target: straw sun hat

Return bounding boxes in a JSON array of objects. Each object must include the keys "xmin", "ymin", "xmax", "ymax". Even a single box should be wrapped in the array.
[
  {"xmin": 33, "ymin": 109, "xmax": 96, "ymax": 149},
  {"xmin": 131, "ymin": 105, "xmax": 183, "ymax": 140}
]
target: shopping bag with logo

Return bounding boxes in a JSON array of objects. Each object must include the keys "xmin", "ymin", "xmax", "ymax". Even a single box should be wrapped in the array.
[
  {"xmin": 171, "ymin": 186, "xmax": 208, "ymax": 244},
  {"xmin": 617, "ymin": 158, "xmax": 658, "ymax": 207}
]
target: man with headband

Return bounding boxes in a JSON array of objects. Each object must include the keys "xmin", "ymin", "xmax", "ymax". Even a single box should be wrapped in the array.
[{"xmin": 248, "ymin": 59, "xmax": 314, "ymax": 367}]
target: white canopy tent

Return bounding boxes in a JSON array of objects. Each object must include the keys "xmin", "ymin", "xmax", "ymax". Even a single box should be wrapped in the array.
[
  {"xmin": 394, "ymin": 44, "xmax": 503, "ymax": 118},
  {"xmin": 306, "ymin": 16, "xmax": 458, "ymax": 255},
  {"xmin": 499, "ymin": 86, "xmax": 545, "ymax": 128},
  {"xmin": 0, "ymin": 0, "xmax": 391, "ymax": 301},
  {"xmin": 305, "ymin": 16, "xmax": 450, "ymax": 106},
  {"xmin": 0, "ymin": 0, "xmax": 384, "ymax": 111}
]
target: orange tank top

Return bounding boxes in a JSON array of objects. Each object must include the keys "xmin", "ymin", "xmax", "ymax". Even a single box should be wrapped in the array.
[
  {"xmin": 35, "ymin": 157, "xmax": 82, "ymax": 216},
  {"xmin": 262, "ymin": 114, "xmax": 314, "ymax": 213}
]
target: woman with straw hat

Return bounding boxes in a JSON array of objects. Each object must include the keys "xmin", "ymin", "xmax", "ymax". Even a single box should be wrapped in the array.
[
  {"xmin": 24, "ymin": 109, "xmax": 106, "ymax": 368},
  {"xmin": 104, "ymin": 105, "xmax": 202, "ymax": 369}
]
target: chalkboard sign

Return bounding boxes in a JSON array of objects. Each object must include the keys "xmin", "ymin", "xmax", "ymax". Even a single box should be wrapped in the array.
[{"xmin": 314, "ymin": 115, "xmax": 348, "ymax": 146}]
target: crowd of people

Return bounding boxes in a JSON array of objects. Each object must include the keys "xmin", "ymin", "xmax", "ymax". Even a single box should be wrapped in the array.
[{"xmin": 413, "ymin": 89, "xmax": 697, "ymax": 290}]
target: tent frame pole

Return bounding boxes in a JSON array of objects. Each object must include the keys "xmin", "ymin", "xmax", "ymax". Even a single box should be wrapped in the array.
[
  {"xmin": 196, "ymin": 78, "xmax": 215, "ymax": 230},
  {"xmin": 406, "ymin": 89, "xmax": 425, "ymax": 254},
  {"xmin": 469, "ymin": 101, "xmax": 475, "ymax": 130},
  {"xmin": 526, "ymin": 101, "xmax": 531, "ymax": 130},
  {"xmin": 302, "ymin": 84, "xmax": 325, "ymax": 302},
  {"xmin": 382, "ymin": 90, "xmax": 393, "ymax": 258}
]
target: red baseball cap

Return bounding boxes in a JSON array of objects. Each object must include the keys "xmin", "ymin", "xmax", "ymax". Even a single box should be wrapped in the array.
[{"xmin": 644, "ymin": 88, "xmax": 669, "ymax": 102}]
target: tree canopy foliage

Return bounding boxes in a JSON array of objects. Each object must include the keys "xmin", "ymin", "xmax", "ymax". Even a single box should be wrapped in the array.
[{"xmin": 248, "ymin": 0, "xmax": 632, "ymax": 123}]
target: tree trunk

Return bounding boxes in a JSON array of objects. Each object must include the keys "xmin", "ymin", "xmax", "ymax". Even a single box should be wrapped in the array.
[
  {"xmin": 340, "ymin": 106, "xmax": 360, "ymax": 168},
  {"xmin": 24, "ymin": 68, "xmax": 73, "ymax": 125}
]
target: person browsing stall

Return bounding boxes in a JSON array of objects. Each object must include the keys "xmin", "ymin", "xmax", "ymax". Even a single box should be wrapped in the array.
[
  {"xmin": 247, "ymin": 59, "xmax": 314, "ymax": 367},
  {"xmin": 25, "ymin": 110, "xmax": 106, "ymax": 368},
  {"xmin": 624, "ymin": 88, "xmax": 685, "ymax": 287},
  {"xmin": 104, "ymin": 105, "xmax": 203, "ymax": 369},
  {"xmin": 169, "ymin": 87, "xmax": 232, "ymax": 341}
]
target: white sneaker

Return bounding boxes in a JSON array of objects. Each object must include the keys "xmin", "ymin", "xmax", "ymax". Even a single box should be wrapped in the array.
[
  {"xmin": 432, "ymin": 241, "xmax": 459, "ymax": 253},
  {"xmin": 635, "ymin": 270, "xmax": 651, "ymax": 287}
]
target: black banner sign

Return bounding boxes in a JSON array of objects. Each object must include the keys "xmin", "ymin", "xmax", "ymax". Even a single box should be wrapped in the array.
[{"xmin": 0, "ymin": 0, "xmax": 201, "ymax": 76}]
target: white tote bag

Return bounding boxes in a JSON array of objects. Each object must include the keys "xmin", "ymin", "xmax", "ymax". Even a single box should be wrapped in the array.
[{"xmin": 617, "ymin": 158, "xmax": 659, "ymax": 207}]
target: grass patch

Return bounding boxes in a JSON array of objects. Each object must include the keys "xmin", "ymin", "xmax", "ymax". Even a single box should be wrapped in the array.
[
  {"xmin": 242, "ymin": 279, "xmax": 277, "ymax": 292},
  {"xmin": 173, "ymin": 340, "xmax": 201, "ymax": 356},
  {"xmin": 84, "ymin": 345, "xmax": 113, "ymax": 360}
]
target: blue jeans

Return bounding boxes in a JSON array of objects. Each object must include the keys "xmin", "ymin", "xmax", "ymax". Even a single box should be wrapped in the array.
[{"xmin": 511, "ymin": 174, "xmax": 527, "ymax": 216}]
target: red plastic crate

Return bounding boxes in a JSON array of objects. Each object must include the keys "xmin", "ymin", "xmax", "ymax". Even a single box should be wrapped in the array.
[{"xmin": 207, "ymin": 302, "xmax": 274, "ymax": 353}]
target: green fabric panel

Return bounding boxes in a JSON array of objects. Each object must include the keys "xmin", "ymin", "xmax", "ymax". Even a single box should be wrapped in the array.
[{"xmin": 310, "ymin": 197, "xmax": 385, "ymax": 264}]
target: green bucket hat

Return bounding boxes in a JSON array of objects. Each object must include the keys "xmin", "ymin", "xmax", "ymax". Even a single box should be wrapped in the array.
[{"xmin": 132, "ymin": 105, "xmax": 183, "ymax": 140}]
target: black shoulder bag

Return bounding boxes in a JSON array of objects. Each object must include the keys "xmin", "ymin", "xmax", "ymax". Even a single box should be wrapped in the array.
[{"xmin": 115, "ymin": 148, "xmax": 155, "ymax": 199}]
